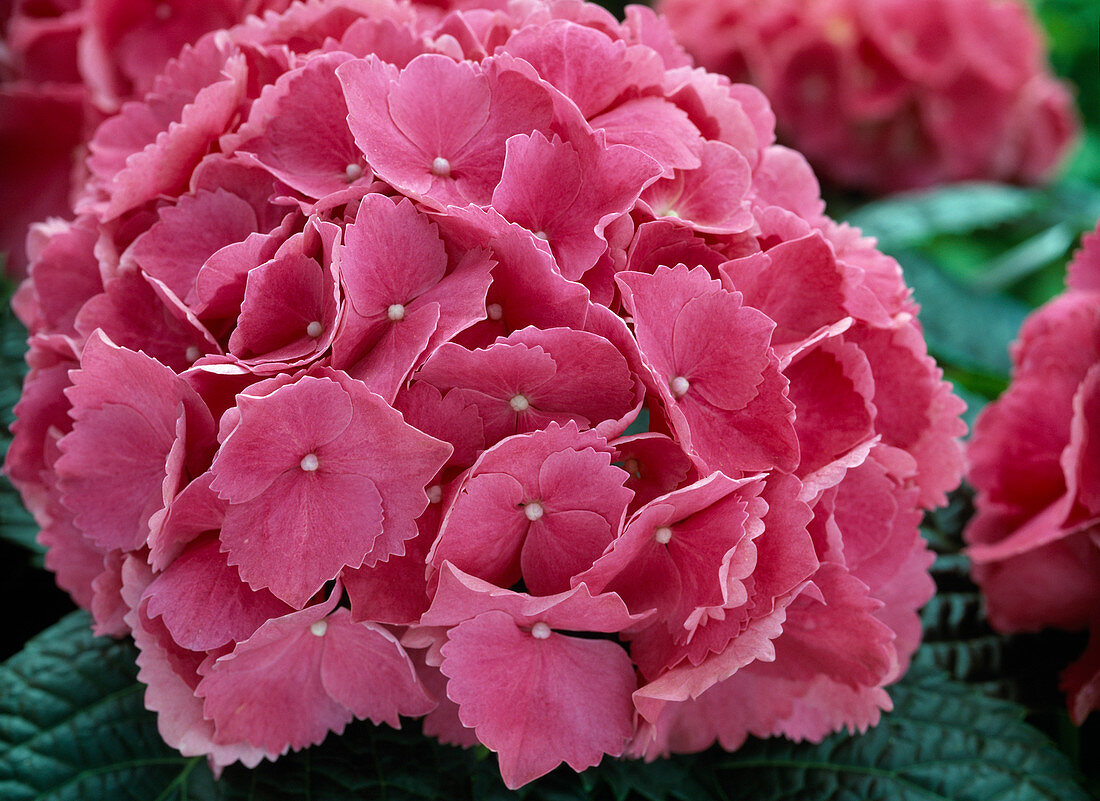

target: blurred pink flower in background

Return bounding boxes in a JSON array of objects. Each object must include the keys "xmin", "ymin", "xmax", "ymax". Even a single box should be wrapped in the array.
[
  {"xmin": 966, "ymin": 223, "xmax": 1100, "ymax": 725},
  {"xmin": 656, "ymin": 0, "xmax": 1080, "ymax": 193}
]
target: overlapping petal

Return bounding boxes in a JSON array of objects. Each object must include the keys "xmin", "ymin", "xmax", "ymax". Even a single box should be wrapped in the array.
[{"xmin": 5, "ymin": 0, "xmax": 966, "ymax": 784}]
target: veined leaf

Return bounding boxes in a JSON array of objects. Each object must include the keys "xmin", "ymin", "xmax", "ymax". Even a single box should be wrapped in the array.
[
  {"xmin": 896, "ymin": 250, "xmax": 1029, "ymax": 391},
  {"xmin": 1, "ymin": 613, "xmax": 1090, "ymax": 801},
  {"xmin": 845, "ymin": 183, "xmax": 1040, "ymax": 251},
  {"xmin": 713, "ymin": 665, "xmax": 1090, "ymax": 801},
  {"xmin": 0, "ymin": 611, "xmax": 218, "ymax": 801},
  {"xmin": 0, "ymin": 285, "xmax": 42, "ymax": 557}
]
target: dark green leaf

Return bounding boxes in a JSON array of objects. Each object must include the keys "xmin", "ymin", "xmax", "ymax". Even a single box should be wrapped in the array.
[
  {"xmin": 713, "ymin": 665, "xmax": 1091, "ymax": 801},
  {"xmin": 3, "ymin": 614, "xmax": 1092, "ymax": 801},
  {"xmin": 845, "ymin": 183, "xmax": 1041, "ymax": 251},
  {"xmin": 587, "ymin": 755, "xmax": 705, "ymax": 801},
  {"xmin": 897, "ymin": 250, "xmax": 1028, "ymax": 391},
  {"xmin": 972, "ymin": 222, "xmax": 1081, "ymax": 292},
  {"xmin": 914, "ymin": 553, "xmax": 1013, "ymax": 696},
  {"xmin": 215, "ymin": 717, "xmax": 708, "ymax": 801},
  {"xmin": 0, "ymin": 611, "xmax": 218, "ymax": 801},
  {"xmin": 1045, "ymin": 179, "xmax": 1100, "ymax": 232},
  {"xmin": 0, "ymin": 482, "xmax": 40, "ymax": 556},
  {"xmin": 0, "ymin": 285, "xmax": 41, "ymax": 558}
]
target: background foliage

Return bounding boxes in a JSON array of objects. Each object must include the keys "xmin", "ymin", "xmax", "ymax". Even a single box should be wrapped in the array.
[{"xmin": 1, "ymin": 0, "xmax": 1098, "ymax": 798}]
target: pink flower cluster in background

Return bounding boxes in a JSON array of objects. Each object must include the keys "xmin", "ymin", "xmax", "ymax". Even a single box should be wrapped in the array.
[
  {"xmin": 5, "ymin": 0, "xmax": 966, "ymax": 788},
  {"xmin": 966, "ymin": 222, "xmax": 1100, "ymax": 725},
  {"xmin": 656, "ymin": 0, "xmax": 1080, "ymax": 193},
  {"xmin": 0, "ymin": 0, "xmax": 292, "ymax": 277}
]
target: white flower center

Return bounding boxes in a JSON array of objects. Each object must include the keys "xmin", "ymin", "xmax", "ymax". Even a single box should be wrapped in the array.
[
  {"xmin": 509, "ymin": 394, "xmax": 530, "ymax": 412},
  {"xmin": 670, "ymin": 376, "xmax": 690, "ymax": 398},
  {"xmin": 300, "ymin": 453, "xmax": 320, "ymax": 472},
  {"xmin": 534, "ymin": 231, "xmax": 549, "ymax": 241},
  {"xmin": 306, "ymin": 321, "xmax": 323, "ymax": 338},
  {"xmin": 345, "ymin": 163, "xmax": 363, "ymax": 182},
  {"xmin": 387, "ymin": 303, "xmax": 406, "ymax": 321},
  {"xmin": 431, "ymin": 157, "xmax": 451, "ymax": 177},
  {"xmin": 185, "ymin": 346, "xmax": 201, "ymax": 363},
  {"xmin": 530, "ymin": 621, "xmax": 551, "ymax": 639},
  {"xmin": 655, "ymin": 526, "xmax": 673, "ymax": 545},
  {"xmin": 427, "ymin": 485, "xmax": 443, "ymax": 504},
  {"xmin": 487, "ymin": 303, "xmax": 503, "ymax": 321},
  {"xmin": 310, "ymin": 619, "xmax": 328, "ymax": 637},
  {"xmin": 524, "ymin": 501, "xmax": 544, "ymax": 522}
]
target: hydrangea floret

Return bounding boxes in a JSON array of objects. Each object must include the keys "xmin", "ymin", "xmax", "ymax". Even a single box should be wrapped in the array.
[
  {"xmin": 655, "ymin": 0, "xmax": 1079, "ymax": 193},
  {"xmin": 966, "ymin": 223, "xmax": 1100, "ymax": 725},
  {"xmin": 6, "ymin": 0, "xmax": 966, "ymax": 788}
]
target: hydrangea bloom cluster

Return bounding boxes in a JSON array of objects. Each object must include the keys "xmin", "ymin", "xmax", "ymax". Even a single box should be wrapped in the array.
[
  {"xmin": 966, "ymin": 222, "xmax": 1100, "ymax": 725},
  {"xmin": 655, "ymin": 0, "xmax": 1079, "ymax": 193},
  {"xmin": 0, "ymin": 0, "xmax": 292, "ymax": 276},
  {"xmin": 6, "ymin": 0, "xmax": 966, "ymax": 787}
]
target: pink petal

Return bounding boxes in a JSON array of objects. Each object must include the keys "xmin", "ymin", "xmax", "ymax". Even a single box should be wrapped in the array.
[
  {"xmin": 197, "ymin": 599, "xmax": 352, "ymax": 752},
  {"xmin": 421, "ymin": 562, "xmax": 646, "ymax": 634},
  {"xmin": 500, "ymin": 19, "xmax": 664, "ymax": 118},
  {"xmin": 431, "ymin": 471, "xmax": 529, "ymax": 589},
  {"xmin": 770, "ymin": 563, "xmax": 897, "ymax": 688},
  {"xmin": 591, "ymin": 96, "xmax": 703, "ymax": 177},
  {"xmin": 75, "ymin": 270, "xmax": 221, "ymax": 373},
  {"xmin": 235, "ymin": 51, "xmax": 368, "ymax": 199},
  {"xmin": 126, "ymin": 189, "xmax": 259, "ymax": 303},
  {"xmin": 642, "ymin": 140, "xmax": 754, "ymax": 234},
  {"xmin": 148, "ymin": 471, "xmax": 226, "ymax": 571},
  {"xmin": 720, "ymin": 231, "xmax": 849, "ymax": 347},
  {"xmin": 83, "ymin": 36, "xmax": 247, "ymax": 220},
  {"xmin": 1068, "ymin": 225, "xmax": 1100, "ymax": 293},
  {"xmin": 1062, "ymin": 625, "xmax": 1100, "ymax": 724},
  {"xmin": 441, "ymin": 610, "xmax": 636, "ymax": 788},
  {"xmin": 340, "ymin": 53, "xmax": 553, "ymax": 205},
  {"xmin": 57, "ymin": 333, "xmax": 215, "ymax": 551},
  {"xmin": 491, "ymin": 129, "xmax": 661, "ymax": 281},
  {"xmin": 786, "ymin": 337, "xmax": 876, "ymax": 476},
  {"xmin": 220, "ymin": 456, "xmax": 384, "ymax": 609},
  {"xmin": 122, "ymin": 557, "xmax": 272, "ymax": 769},
  {"xmin": 144, "ymin": 535, "xmax": 292, "ymax": 651},
  {"xmin": 229, "ymin": 252, "xmax": 336, "ymax": 365},
  {"xmin": 211, "ymin": 376, "xmax": 353, "ymax": 504},
  {"xmin": 612, "ymin": 433, "xmax": 698, "ymax": 511},
  {"xmin": 318, "ymin": 609, "xmax": 436, "ymax": 726}
]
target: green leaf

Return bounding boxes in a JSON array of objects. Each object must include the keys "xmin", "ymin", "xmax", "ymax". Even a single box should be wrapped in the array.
[
  {"xmin": 896, "ymin": 250, "xmax": 1029, "ymax": 393},
  {"xmin": 972, "ymin": 222, "xmax": 1081, "ymax": 292},
  {"xmin": 215, "ymin": 718, "xmax": 701, "ymax": 801},
  {"xmin": 845, "ymin": 183, "xmax": 1041, "ymax": 251},
  {"xmin": 0, "ymin": 611, "xmax": 218, "ymax": 801},
  {"xmin": 0, "ymin": 285, "xmax": 42, "ymax": 558},
  {"xmin": 914, "ymin": 553, "xmax": 1013, "ymax": 697},
  {"xmin": 1045, "ymin": 179, "xmax": 1100, "ymax": 232},
  {"xmin": 0, "ymin": 480, "xmax": 40, "ymax": 556},
  {"xmin": 588, "ymin": 757, "xmax": 705, "ymax": 801},
  {"xmin": 3, "ymin": 612, "xmax": 1092, "ymax": 801},
  {"xmin": 713, "ymin": 665, "xmax": 1091, "ymax": 801},
  {"xmin": 916, "ymin": 489, "xmax": 1022, "ymax": 695}
]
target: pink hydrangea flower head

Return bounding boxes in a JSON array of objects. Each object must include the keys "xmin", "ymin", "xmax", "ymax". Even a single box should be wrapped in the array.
[
  {"xmin": 656, "ymin": 0, "xmax": 1080, "ymax": 192},
  {"xmin": 6, "ymin": 0, "xmax": 965, "ymax": 786},
  {"xmin": 966, "ymin": 222, "xmax": 1100, "ymax": 724}
]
